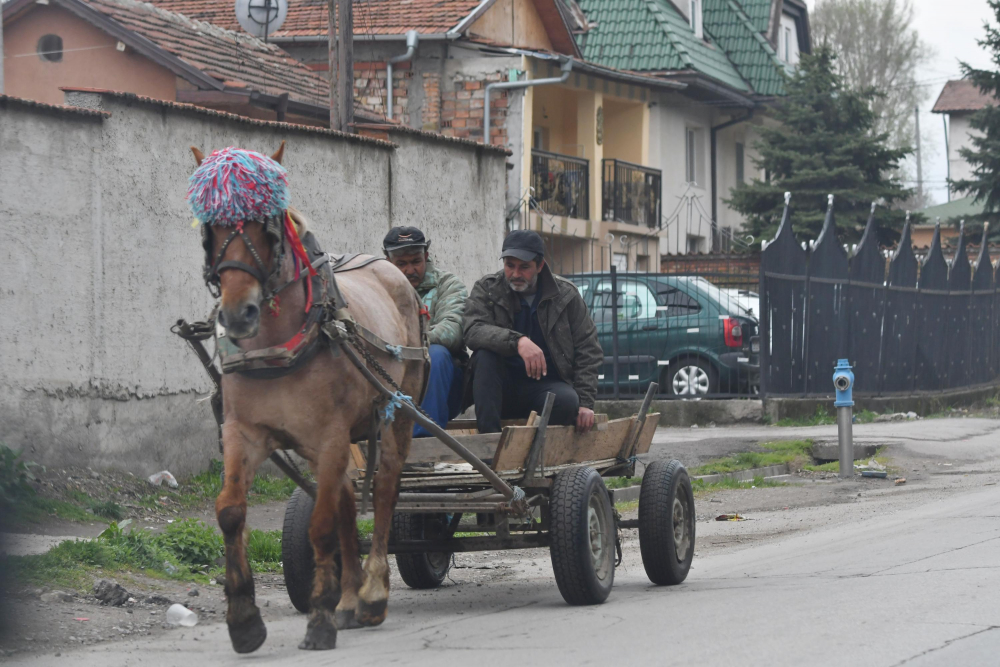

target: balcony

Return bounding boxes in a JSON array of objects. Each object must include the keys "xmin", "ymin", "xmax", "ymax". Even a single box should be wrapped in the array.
[
  {"xmin": 530, "ymin": 149, "xmax": 590, "ymax": 220},
  {"xmin": 602, "ymin": 158, "xmax": 662, "ymax": 227}
]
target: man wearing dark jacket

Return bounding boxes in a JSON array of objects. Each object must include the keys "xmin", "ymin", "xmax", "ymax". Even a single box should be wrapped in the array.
[{"xmin": 463, "ymin": 230, "xmax": 603, "ymax": 433}]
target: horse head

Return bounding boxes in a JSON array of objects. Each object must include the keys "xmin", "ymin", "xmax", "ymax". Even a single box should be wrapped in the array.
[{"xmin": 189, "ymin": 142, "xmax": 288, "ymax": 339}]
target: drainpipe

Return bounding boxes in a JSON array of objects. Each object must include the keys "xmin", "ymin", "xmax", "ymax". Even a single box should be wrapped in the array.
[
  {"xmin": 387, "ymin": 30, "xmax": 419, "ymax": 121},
  {"xmin": 710, "ymin": 109, "xmax": 754, "ymax": 249},
  {"xmin": 484, "ymin": 58, "xmax": 573, "ymax": 146}
]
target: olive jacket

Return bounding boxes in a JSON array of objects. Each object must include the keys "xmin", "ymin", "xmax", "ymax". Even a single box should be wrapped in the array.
[
  {"xmin": 416, "ymin": 261, "xmax": 468, "ymax": 354},
  {"xmin": 462, "ymin": 265, "xmax": 603, "ymax": 409}
]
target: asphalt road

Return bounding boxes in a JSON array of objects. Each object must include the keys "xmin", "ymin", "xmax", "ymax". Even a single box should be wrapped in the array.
[{"xmin": 14, "ymin": 417, "xmax": 1000, "ymax": 667}]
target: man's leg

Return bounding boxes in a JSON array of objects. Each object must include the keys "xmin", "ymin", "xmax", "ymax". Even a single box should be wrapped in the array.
[
  {"xmin": 519, "ymin": 378, "xmax": 580, "ymax": 427},
  {"xmin": 414, "ymin": 345, "xmax": 455, "ymax": 438},
  {"xmin": 471, "ymin": 350, "xmax": 507, "ymax": 433}
]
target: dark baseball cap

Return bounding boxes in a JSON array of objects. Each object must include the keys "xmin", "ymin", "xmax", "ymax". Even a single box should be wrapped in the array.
[
  {"xmin": 383, "ymin": 226, "xmax": 429, "ymax": 253},
  {"xmin": 500, "ymin": 230, "xmax": 545, "ymax": 262}
]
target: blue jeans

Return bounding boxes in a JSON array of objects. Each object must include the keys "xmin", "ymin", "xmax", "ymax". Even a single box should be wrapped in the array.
[{"xmin": 415, "ymin": 344, "xmax": 464, "ymax": 438}]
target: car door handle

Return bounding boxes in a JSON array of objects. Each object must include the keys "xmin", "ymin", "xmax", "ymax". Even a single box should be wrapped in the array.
[{"xmin": 641, "ymin": 324, "xmax": 659, "ymax": 331}]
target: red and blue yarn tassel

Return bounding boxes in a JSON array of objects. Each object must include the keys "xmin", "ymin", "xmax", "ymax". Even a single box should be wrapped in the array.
[{"xmin": 284, "ymin": 212, "xmax": 317, "ymax": 312}]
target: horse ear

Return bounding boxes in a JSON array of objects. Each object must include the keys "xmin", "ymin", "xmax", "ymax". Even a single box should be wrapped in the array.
[
  {"xmin": 271, "ymin": 140, "xmax": 286, "ymax": 165},
  {"xmin": 190, "ymin": 146, "xmax": 205, "ymax": 166}
]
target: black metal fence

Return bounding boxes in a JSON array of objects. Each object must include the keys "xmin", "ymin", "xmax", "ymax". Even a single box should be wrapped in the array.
[
  {"xmin": 759, "ymin": 206, "xmax": 1000, "ymax": 398},
  {"xmin": 602, "ymin": 159, "xmax": 662, "ymax": 227},
  {"xmin": 530, "ymin": 149, "xmax": 590, "ymax": 219},
  {"xmin": 545, "ymin": 235, "xmax": 762, "ymax": 401}
]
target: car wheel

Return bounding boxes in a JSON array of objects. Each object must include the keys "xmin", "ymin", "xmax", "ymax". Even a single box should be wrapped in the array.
[{"xmin": 666, "ymin": 359, "xmax": 717, "ymax": 397}]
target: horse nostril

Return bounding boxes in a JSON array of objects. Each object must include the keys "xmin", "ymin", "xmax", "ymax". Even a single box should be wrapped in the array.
[
  {"xmin": 243, "ymin": 303, "xmax": 259, "ymax": 322},
  {"xmin": 217, "ymin": 310, "xmax": 228, "ymax": 328}
]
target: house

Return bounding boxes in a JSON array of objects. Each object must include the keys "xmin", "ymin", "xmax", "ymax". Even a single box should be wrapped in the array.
[{"xmin": 0, "ymin": 0, "xmax": 372, "ymax": 125}]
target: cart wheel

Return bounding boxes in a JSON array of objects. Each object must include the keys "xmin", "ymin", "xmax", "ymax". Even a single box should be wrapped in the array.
[
  {"xmin": 638, "ymin": 459, "xmax": 695, "ymax": 585},
  {"xmin": 282, "ymin": 487, "xmax": 317, "ymax": 613},
  {"xmin": 549, "ymin": 466, "xmax": 615, "ymax": 605},
  {"xmin": 392, "ymin": 513, "xmax": 453, "ymax": 589}
]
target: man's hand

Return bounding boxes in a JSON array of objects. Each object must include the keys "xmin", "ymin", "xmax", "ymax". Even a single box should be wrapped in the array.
[
  {"xmin": 576, "ymin": 407, "xmax": 595, "ymax": 433},
  {"xmin": 517, "ymin": 336, "xmax": 547, "ymax": 380}
]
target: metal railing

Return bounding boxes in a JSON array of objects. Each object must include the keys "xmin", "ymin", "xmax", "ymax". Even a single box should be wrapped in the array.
[
  {"xmin": 530, "ymin": 149, "xmax": 590, "ymax": 219},
  {"xmin": 602, "ymin": 158, "xmax": 662, "ymax": 227}
]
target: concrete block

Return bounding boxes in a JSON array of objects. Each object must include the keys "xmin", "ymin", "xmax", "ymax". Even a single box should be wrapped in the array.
[
  {"xmin": 810, "ymin": 441, "xmax": 879, "ymax": 463},
  {"xmin": 594, "ymin": 399, "xmax": 762, "ymax": 427}
]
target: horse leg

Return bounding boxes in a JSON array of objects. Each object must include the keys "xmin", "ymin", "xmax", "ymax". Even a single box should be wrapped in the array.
[
  {"xmin": 357, "ymin": 416, "xmax": 411, "ymax": 626},
  {"xmin": 216, "ymin": 426, "xmax": 269, "ymax": 654},
  {"xmin": 299, "ymin": 433, "xmax": 351, "ymax": 650},
  {"xmin": 333, "ymin": 479, "xmax": 364, "ymax": 630}
]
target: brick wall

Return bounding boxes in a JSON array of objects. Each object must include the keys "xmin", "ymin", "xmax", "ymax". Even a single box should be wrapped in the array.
[
  {"xmin": 351, "ymin": 61, "xmax": 411, "ymax": 124},
  {"xmin": 440, "ymin": 71, "xmax": 507, "ymax": 146},
  {"xmin": 421, "ymin": 72, "xmax": 441, "ymax": 131}
]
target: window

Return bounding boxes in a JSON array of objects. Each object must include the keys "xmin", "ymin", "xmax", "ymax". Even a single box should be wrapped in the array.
[
  {"xmin": 37, "ymin": 34, "xmax": 63, "ymax": 62},
  {"xmin": 636, "ymin": 255, "xmax": 649, "ymax": 272},
  {"xmin": 689, "ymin": 0, "xmax": 703, "ymax": 39},
  {"xmin": 594, "ymin": 280, "xmax": 658, "ymax": 322},
  {"xmin": 654, "ymin": 284, "xmax": 702, "ymax": 316},
  {"xmin": 687, "ymin": 234, "xmax": 704, "ymax": 254},
  {"xmin": 685, "ymin": 127, "xmax": 704, "ymax": 186},
  {"xmin": 685, "ymin": 128, "xmax": 696, "ymax": 184},
  {"xmin": 783, "ymin": 26, "xmax": 791, "ymax": 62},
  {"xmin": 736, "ymin": 142, "xmax": 745, "ymax": 185},
  {"xmin": 532, "ymin": 127, "xmax": 545, "ymax": 150},
  {"xmin": 612, "ymin": 252, "xmax": 628, "ymax": 272}
]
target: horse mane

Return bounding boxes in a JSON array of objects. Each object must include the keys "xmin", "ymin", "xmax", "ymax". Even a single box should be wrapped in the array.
[{"xmin": 287, "ymin": 206, "xmax": 309, "ymax": 236}]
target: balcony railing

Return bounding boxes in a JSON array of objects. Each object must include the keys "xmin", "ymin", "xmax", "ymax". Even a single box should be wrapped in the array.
[
  {"xmin": 530, "ymin": 149, "xmax": 590, "ymax": 220},
  {"xmin": 602, "ymin": 158, "xmax": 662, "ymax": 227}
]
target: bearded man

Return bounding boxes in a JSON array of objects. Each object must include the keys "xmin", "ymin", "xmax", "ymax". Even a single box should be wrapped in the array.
[
  {"xmin": 463, "ymin": 230, "xmax": 602, "ymax": 434},
  {"xmin": 383, "ymin": 226, "xmax": 467, "ymax": 437}
]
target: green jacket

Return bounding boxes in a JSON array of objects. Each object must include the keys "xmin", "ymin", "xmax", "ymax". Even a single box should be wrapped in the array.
[
  {"xmin": 416, "ymin": 262, "xmax": 468, "ymax": 354},
  {"xmin": 462, "ymin": 265, "xmax": 603, "ymax": 409}
]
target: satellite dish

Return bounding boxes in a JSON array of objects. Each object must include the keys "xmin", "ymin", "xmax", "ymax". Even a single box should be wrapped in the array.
[{"xmin": 235, "ymin": 0, "xmax": 288, "ymax": 40}]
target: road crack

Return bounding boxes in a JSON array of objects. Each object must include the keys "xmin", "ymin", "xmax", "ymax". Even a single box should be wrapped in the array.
[{"xmin": 889, "ymin": 625, "xmax": 1000, "ymax": 666}]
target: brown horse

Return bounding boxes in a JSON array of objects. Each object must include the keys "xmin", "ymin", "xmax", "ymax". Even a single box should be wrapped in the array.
[{"xmin": 191, "ymin": 144, "xmax": 424, "ymax": 652}]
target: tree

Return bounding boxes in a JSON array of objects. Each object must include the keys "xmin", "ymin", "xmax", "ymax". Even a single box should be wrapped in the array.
[
  {"xmin": 812, "ymin": 0, "xmax": 934, "ymax": 154},
  {"xmin": 728, "ymin": 47, "xmax": 914, "ymax": 247},
  {"xmin": 950, "ymin": 0, "xmax": 1000, "ymax": 242}
]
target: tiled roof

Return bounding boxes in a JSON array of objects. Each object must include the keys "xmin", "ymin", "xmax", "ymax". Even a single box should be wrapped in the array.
[
  {"xmin": 736, "ymin": 0, "xmax": 772, "ymax": 34},
  {"xmin": 577, "ymin": 0, "xmax": 750, "ymax": 93},
  {"xmin": 704, "ymin": 0, "xmax": 785, "ymax": 95},
  {"xmin": 932, "ymin": 80, "xmax": 997, "ymax": 114},
  {"xmin": 144, "ymin": 0, "xmax": 484, "ymax": 38},
  {"xmin": 918, "ymin": 195, "xmax": 986, "ymax": 221},
  {"xmin": 83, "ymin": 0, "xmax": 330, "ymax": 105},
  {"xmin": 0, "ymin": 93, "xmax": 112, "ymax": 118}
]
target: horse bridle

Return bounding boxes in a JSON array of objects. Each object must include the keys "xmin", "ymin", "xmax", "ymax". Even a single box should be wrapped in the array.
[{"xmin": 203, "ymin": 215, "xmax": 287, "ymax": 300}]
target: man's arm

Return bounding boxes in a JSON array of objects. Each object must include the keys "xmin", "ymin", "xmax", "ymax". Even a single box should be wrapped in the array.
[
  {"xmin": 567, "ymin": 291, "xmax": 603, "ymax": 410},
  {"xmin": 427, "ymin": 272, "xmax": 467, "ymax": 352},
  {"xmin": 463, "ymin": 280, "xmax": 521, "ymax": 355}
]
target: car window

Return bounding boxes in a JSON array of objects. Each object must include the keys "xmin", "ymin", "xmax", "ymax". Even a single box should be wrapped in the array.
[
  {"xmin": 653, "ymin": 283, "xmax": 702, "ymax": 316},
  {"xmin": 594, "ymin": 280, "xmax": 657, "ymax": 321}
]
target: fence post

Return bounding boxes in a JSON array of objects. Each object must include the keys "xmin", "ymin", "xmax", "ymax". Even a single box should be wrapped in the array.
[
  {"xmin": 611, "ymin": 264, "xmax": 620, "ymax": 400},
  {"xmin": 758, "ymin": 243, "xmax": 768, "ymax": 402}
]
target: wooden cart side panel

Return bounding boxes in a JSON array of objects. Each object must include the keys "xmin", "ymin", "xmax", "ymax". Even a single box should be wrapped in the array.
[
  {"xmin": 491, "ymin": 417, "xmax": 636, "ymax": 473},
  {"xmin": 633, "ymin": 413, "xmax": 661, "ymax": 455},
  {"xmin": 407, "ymin": 432, "xmax": 505, "ymax": 464}
]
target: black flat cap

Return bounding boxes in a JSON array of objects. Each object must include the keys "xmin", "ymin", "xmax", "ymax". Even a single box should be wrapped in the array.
[
  {"xmin": 501, "ymin": 229, "xmax": 545, "ymax": 262},
  {"xmin": 383, "ymin": 226, "xmax": 429, "ymax": 253}
]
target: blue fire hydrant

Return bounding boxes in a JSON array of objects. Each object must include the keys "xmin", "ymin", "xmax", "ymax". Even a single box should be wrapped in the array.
[{"xmin": 832, "ymin": 359, "xmax": 854, "ymax": 478}]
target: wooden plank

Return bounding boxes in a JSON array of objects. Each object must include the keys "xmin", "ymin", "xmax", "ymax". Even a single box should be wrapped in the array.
[
  {"xmin": 491, "ymin": 417, "xmax": 635, "ymax": 473},
  {"xmin": 446, "ymin": 415, "xmax": 608, "ymax": 431},
  {"xmin": 407, "ymin": 432, "xmax": 502, "ymax": 464},
  {"xmin": 633, "ymin": 413, "xmax": 661, "ymax": 456}
]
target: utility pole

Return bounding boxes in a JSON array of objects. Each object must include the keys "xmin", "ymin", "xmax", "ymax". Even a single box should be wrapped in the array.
[
  {"xmin": 1, "ymin": 13, "xmax": 5, "ymax": 94},
  {"xmin": 328, "ymin": 0, "xmax": 340, "ymax": 130},
  {"xmin": 914, "ymin": 106, "xmax": 923, "ymax": 202},
  {"xmin": 337, "ymin": 0, "xmax": 354, "ymax": 131}
]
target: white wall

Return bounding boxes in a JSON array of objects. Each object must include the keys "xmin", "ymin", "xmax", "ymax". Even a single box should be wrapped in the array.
[
  {"xmin": 0, "ymin": 92, "xmax": 507, "ymax": 474},
  {"xmin": 778, "ymin": 13, "xmax": 800, "ymax": 65},
  {"xmin": 948, "ymin": 112, "xmax": 979, "ymax": 189}
]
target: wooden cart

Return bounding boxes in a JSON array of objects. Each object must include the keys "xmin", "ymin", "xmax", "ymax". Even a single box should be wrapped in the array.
[{"xmin": 280, "ymin": 384, "xmax": 696, "ymax": 609}]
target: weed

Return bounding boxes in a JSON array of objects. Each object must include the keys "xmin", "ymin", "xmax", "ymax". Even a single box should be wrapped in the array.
[
  {"xmin": 776, "ymin": 406, "xmax": 836, "ymax": 427},
  {"xmin": 247, "ymin": 529, "xmax": 283, "ymax": 572},
  {"xmin": 158, "ymin": 519, "xmax": 223, "ymax": 570},
  {"xmin": 183, "ymin": 459, "xmax": 299, "ymax": 506},
  {"xmin": 803, "ymin": 447, "xmax": 893, "ymax": 473},
  {"xmin": 690, "ymin": 440, "xmax": 812, "ymax": 476},
  {"xmin": 692, "ymin": 476, "xmax": 784, "ymax": 496},
  {"xmin": 614, "ymin": 500, "xmax": 639, "ymax": 513},
  {"xmin": 604, "ymin": 476, "xmax": 642, "ymax": 490},
  {"xmin": 357, "ymin": 518, "xmax": 374, "ymax": 541},
  {"xmin": 91, "ymin": 501, "xmax": 125, "ymax": 521}
]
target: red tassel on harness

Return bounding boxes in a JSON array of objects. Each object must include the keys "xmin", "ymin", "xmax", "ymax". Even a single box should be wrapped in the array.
[
  {"xmin": 284, "ymin": 212, "xmax": 317, "ymax": 311},
  {"xmin": 419, "ymin": 305, "xmax": 430, "ymax": 320}
]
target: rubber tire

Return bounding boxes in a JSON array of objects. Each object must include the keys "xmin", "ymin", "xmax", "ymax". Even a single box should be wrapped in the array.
[
  {"xmin": 638, "ymin": 459, "xmax": 695, "ymax": 585},
  {"xmin": 549, "ymin": 467, "xmax": 615, "ymax": 605},
  {"xmin": 392, "ymin": 514, "xmax": 453, "ymax": 590},
  {"xmin": 665, "ymin": 358, "xmax": 718, "ymax": 397},
  {"xmin": 282, "ymin": 487, "xmax": 317, "ymax": 613}
]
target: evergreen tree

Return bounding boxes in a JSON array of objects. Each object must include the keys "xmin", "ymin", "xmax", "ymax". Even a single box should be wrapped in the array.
[
  {"xmin": 728, "ymin": 47, "xmax": 914, "ymax": 247},
  {"xmin": 949, "ymin": 0, "xmax": 1000, "ymax": 242}
]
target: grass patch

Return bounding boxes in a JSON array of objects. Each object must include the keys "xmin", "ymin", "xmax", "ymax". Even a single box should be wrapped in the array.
[
  {"xmin": 178, "ymin": 459, "xmax": 300, "ymax": 507},
  {"xmin": 803, "ymin": 447, "xmax": 893, "ymax": 473},
  {"xmin": 690, "ymin": 440, "xmax": 812, "ymax": 476},
  {"xmin": 604, "ymin": 476, "xmax": 642, "ymax": 490},
  {"xmin": 614, "ymin": 500, "xmax": 639, "ymax": 513},
  {"xmin": 692, "ymin": 476, "xmax": 784, "ymax": 497},
  {"xmin": 247, "ymin": 529, "xmax": 283, "ymax": 573},
  {"xmin": 776, "ymin": 407, "xmax": 836, "ymax": 427}
]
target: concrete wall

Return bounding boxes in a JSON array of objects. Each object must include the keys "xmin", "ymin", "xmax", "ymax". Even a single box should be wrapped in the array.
[{"xmin": 0, "ymin": 92, "xmax": 507, "ymax": 475}]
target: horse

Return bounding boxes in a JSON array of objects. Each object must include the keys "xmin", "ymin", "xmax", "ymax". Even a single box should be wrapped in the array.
[{"xmin": 187, "ymin": 143, "xmax": 424, "ymax": 652}]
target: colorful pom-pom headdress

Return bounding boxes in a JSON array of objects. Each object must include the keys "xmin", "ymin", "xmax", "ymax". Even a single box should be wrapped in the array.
[{"xmin": 187, "ymin": 147, "xmax": 289, "ymax": 226}]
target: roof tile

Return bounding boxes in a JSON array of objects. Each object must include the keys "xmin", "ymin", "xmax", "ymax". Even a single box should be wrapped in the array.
[{"xmin": 932, "ymin": 79, "xmax": 997, "ymax": 113}]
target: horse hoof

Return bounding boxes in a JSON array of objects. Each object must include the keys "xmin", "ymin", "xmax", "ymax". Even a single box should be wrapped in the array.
[
  {"xmin": 299, "ymin": 616, "xmax": 338, "ymax": 650},
  {"xmin": 356, "ymin": 598, "xmax": 388, "ymax": 627},
  {"xmin": 228, "ymin": 610, "xmax": 267, "ymax": 654},
  {"xmin": 335, "ymin": 608, "xmax": 363, "ymax": 630}
]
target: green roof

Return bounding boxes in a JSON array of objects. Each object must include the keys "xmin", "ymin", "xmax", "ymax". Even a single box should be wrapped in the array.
[
  {"xmin": 578, "ymin": 0, "xmax": 788, "ymax": 96},
  {"xmin": 737, "ymin": 0, "xmax": 773, "ymax": 34},
  {"xmin": 918, "ymin": 195, "xmax": 987, "ymax": 222}
]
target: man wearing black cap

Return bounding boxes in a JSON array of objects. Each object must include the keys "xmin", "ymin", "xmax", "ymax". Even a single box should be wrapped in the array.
[
  {"xmin": 383, "ymin": 226, "xmax": 468, "ymax": 436},
  {"xmin": 463, "ymin": 230, "xmax": 603, "ymax": 433}
]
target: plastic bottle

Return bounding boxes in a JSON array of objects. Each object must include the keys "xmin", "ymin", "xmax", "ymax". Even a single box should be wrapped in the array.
[{"xmin": 165, "ymin": 604, "xmax": 198, "ymax": 627}]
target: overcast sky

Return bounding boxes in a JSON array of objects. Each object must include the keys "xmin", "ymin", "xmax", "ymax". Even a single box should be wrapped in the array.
[{"xmin": 805, "ymin": 0, "xmax": 997, "ymax": 206}]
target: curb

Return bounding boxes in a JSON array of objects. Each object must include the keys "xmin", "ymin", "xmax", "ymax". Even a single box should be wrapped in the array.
[{"xmin": 608, "ymin": 463, "xmax": 791, "ymax": 504}]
